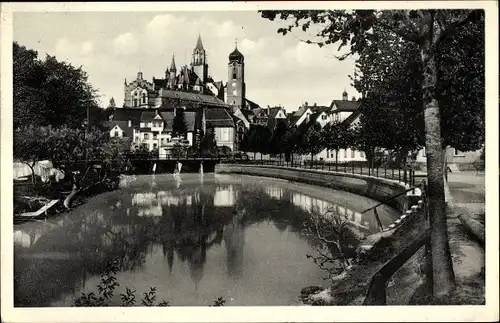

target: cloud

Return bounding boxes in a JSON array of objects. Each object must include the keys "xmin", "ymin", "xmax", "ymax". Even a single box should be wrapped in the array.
[
  {"xmin": 113, "ymin": 32, "xmax": 139, "ymax": 56},
  {"xmin": 54, "ymin": 38, "xmax": 94, "ymax": 60},
  {"xmin": 28, "ymin": 12, "xmax": 358, "ymax": 110}
]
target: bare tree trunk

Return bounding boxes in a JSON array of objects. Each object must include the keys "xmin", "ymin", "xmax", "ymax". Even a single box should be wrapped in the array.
[{"xmin": 421, "ymin": 31, "xmax": 456, "ymax": 300}]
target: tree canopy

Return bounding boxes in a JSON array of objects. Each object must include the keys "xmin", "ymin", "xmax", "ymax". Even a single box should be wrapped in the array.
[{"xmin": 13, "ymin": 42, "xmax": 101, "ymax": 129}]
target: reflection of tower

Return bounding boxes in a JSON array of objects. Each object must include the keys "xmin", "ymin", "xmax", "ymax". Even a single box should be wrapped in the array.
[
  {"xmin": 162, "ymin": 240, "xmax": 175, "ymax": 274},
  {"xmin": 188, "ymin": 235, "xmax": 207, "ymax": 293},
  {"xmin": 223, "ymin": 210, "xmax": 245, "ymax": 279}
]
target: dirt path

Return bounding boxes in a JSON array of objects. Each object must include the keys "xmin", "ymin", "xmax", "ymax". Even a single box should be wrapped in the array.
[{"xmin": 446, "ymin": 171, "xmax": 485, "ymax": 304}]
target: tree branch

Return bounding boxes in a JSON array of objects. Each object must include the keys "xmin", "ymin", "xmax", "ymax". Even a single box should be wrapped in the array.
[{"xmin": 434, "ymin": 9, "xmax": 482, "ymax": 46}]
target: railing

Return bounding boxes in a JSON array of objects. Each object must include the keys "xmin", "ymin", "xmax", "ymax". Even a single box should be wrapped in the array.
[
  {"xmin": 363, "ymin": 180, "xmax": 431, "ymax": 305},
  {"xmin": 224, "ymin": 156, "xmax": 418, "ymax": 187},
  {"xmin": 360, "ymin": 185, "xmax": 422, "ymax": 232}
]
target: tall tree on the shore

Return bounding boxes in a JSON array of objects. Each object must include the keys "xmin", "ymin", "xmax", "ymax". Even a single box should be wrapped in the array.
[
  {"xmin": 299, "ymin": 122, "xmax": 324, "ymax": 164},
  {"xmin": 261, "ymin": 9, "xmax": 483, "ymax": 301},
  {"xmin": 13, "ymin": 42, "xmax": 100, "ymax": 129},
  {"xmin": 172, "ymin": 108, "xmax": 188, "ymax": 138},
  {"xmin": 321, "ymin": 121, "xmax": 354, "ymax": 167}
]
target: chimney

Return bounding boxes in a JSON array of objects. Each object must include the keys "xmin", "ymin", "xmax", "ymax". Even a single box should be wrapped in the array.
[
  {"xmin": 305, "ymin": 102, "xmax": 308, "ymax": 107},
  {"xmin": 137, "ymin": 72, "xmax": 143, "ymax": 80},
  {"xmin": 313, "ymin": 103, "xmax": 317, "ymax": 107},
  {"xmin": 342, "ymin": 90, "xmax": 348, "ymax": 101}
]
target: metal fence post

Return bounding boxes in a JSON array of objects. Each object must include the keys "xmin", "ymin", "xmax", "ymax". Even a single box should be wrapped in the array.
[
  {"xmin": 392, "ymin": 168, "xmax": 394, "ymax": 180},
  {"xmin": 376, "ymin": 167, "xmax": 379, "ymax": 178},
  {"xmin": 361, "ymin": 163, "xmax": 363, "ymax": 175},
  {"xmin": 352, "ymin": 162, "xmax": 354, "ymax": 174}
]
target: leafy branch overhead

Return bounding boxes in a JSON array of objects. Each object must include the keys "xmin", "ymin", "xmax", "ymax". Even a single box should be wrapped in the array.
[{"xmin": 260, "ymin": 10, "xmax": 483, "ymax": 57}]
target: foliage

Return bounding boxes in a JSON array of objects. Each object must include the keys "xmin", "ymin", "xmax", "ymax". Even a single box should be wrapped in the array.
[
  {"xmin": 199, "ymin": 130, "xmax": 217, "ymax": 156},
  {"xmin": 75, "ymin": 258, "xmax": 224, "ymax": 307},
  {"xmin": 13, "ymin": 126, "xmax": 50, "ymax": 185},
  {"xmin": 303, "ymin": 208, "xmax": 361, "ymax": 282},
  {"xmin": 172, "ymin": 108, "xmax": 188, "ymax": 137},
  {"xmin": 298, "ymin": 122, "xmax": 324, "ymax": 159},
  {"xmin": 240, "ymin": 124, "xmax": 273, "ymax": 155},
  {"xmin": 38, "ymin": 126, "xmax": 130, "ymax": 195},
  {"xmin": 269, "ymin": 121, "xmax": 289, "ymax": 155},
  {"xmin": 321, "ymin": 121, "xmax": 355, "ymax": 163},
  {"xmin": 13, "ymin": 42, "xmax": 100, "ymax": 129},
  {"xmin": 261, "ymin": 8, "xmax": 484, "ymax": 300}
]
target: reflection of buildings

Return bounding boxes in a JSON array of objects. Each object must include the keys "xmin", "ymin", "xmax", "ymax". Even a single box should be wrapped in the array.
[
  {"xmin": 214, "ymin": 185, "xmax": 237, "ymax": 207},
  {"xmin": 223, "ymin": 210, "xmax": 245, "ymax": 279},
  {"xmin": 265, "ymin": 186, "xmax": 284, "ymax": 200},
  {"xmin": 263, "ymin": 187, "xmax": 380, "ymax": 233}
]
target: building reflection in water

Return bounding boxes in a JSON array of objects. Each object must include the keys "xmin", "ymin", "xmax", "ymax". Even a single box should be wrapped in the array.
[
  {"xmin": 264, "ymin": 186, "xmax": 374, "ymax": 233},
  {"xmin": 223, "ymin": 209, "xmax": 245, "ymax": 279},
  {"xmin": 214, "ymin": 185, "xmax": 237, "ymax": 207}
]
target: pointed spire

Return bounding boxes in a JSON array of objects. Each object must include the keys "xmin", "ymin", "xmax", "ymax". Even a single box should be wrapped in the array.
[
  {"xmin": 170, "ymin": 54, "xmax": 177, "ymax": 72},
  {"xmin": 194, "ymin": 33, "xmax": 204, "ymax": 52}
]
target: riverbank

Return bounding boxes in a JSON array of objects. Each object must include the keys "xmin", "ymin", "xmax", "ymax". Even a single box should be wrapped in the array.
[{"xmin": 13, "ymin": 175, "xmax": 121, "ymax": 223}]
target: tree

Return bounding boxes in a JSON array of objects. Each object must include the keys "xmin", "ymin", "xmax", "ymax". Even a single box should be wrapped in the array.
[
  {"xmin": 260, "ymin": 9, "xmax": 484, "ymax": 301},
  {"xmin": 281, "ymin": 126, "xmax": 299, "ymax": 162},
  {"xmin": 199, "ymin": 130, "xmax": 217, "ymax": 156},
  {"xmin": 321, "ymin": 121, "xmax": 354, "ymax": 167},
  {"xmin": 13, "ymin": 42, "xmax": 100, "ymax": 129},
  {"xmin": 270, "ymin": 121, "xmax": 289, "ymax": 159},
  {"xmin": 241, "ymin": 124, "xmax": 272, "ymax": 158},
  {"xmin": 298, "ymin": 122, "xmax": 324, "ymax": 164},
  {"xmin": 41, "ymin": 126, "xmax": 128, "ymax": 209},
  {"xmin": 13, "ymin": 126, "xmax": 49, "ymax": 185},
  {"xmin": 172, "ymin": 108, "xmax": 187, "ymax": 138}
]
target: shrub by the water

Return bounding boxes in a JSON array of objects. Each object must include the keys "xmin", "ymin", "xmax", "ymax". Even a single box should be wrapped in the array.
[{"xmin": 74, "ymin": 258, "xmax": 225, "ymax": 307}]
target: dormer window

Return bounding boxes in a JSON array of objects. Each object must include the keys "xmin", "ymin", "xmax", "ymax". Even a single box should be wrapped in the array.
[{"xmin": 142, "ymin": 93, "xmax": 146, "ymax": 104}]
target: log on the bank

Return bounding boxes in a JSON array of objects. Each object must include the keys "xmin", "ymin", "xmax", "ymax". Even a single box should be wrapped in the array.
[
  {"xmin": 18, "ymin": 199, "xmax": 59, "ymax": 217},
  {"xmin": 458, "ymin": 214, "xmax": 485, "ymax": 246}
]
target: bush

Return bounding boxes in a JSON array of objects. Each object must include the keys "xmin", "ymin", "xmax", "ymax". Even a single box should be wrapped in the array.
[{"xmin": 74, "ymin": 258, "xmax": 226, "ymax": 307}]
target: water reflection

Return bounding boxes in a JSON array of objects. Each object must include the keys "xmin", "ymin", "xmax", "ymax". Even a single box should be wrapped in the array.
[{"xmin": 14, "ymin": 174, "xmax": 399, "ymax": 307}]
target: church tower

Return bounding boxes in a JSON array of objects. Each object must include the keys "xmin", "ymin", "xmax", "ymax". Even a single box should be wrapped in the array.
[
  {"xmin": 192, "ymin": 34, "xmax": 208, "ymax": 84},
  {"xmin": 226, "ymin": 43, "xmax": 245, "ymax": 111}
]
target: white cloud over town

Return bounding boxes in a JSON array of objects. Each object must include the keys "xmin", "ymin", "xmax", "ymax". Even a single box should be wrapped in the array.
[{"xmin": 14, "ymin": 11, "xmax": 359, "ymax": 111}]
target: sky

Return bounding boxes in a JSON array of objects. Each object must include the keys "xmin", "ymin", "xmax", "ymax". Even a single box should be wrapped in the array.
[{"xmin": 13, "ymin": 10, "xmax": 359, "ymax": 112}]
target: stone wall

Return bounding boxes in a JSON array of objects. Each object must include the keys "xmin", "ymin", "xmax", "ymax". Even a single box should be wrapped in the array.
[{"xmin": 216, "ymin": 164, "xmax": 418, "ymax": 213}]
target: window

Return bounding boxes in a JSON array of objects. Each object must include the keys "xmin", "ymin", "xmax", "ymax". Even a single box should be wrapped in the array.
[
  {"xmin": 232, "ymin": 68, "xmax": 237, "ymax": 79},
  {"xmin": 321, "ymin": 114, "xmax": 327, "ymax": 120},
  {"xmin": 142, "ymin": 93, "xmax": 146, "ymax": 104},
  {"xmin": 144, "ymin": 133, "xmax": 149, "ymax": 140},
  {"xmin": 133, "ymin": 99, "xmax": 138, "ymax": 107},
  {"xmin": 343, "ymin": 149, "xmax": 347, "ymax": 158},
  {"xmin": 351, "ymin": 149, "xmax": 355, "ymax": 158},
  {"xmin": 232, "ymin": 90, "xmax": 237, "ymax": 96},
  {"xmin": 114, "ymin": 131, "xmax": 119, "ymax": 137},
  {"xmin": 153, "ymin": 143, "xmax": 157, "ymax": 149},
  {"xmin": 360, "ymin": 151, "xmax": 365, "ymax": 158}
]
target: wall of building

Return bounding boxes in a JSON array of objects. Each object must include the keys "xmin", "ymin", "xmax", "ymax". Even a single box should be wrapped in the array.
[{"xmin": 215, "ymin": 127, "xmax": 235, "ymax": 151}]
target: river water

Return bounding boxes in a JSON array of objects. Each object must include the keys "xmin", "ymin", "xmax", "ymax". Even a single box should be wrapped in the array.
[{"xmin": 14, "ymin": 173, "xmax": 399, "ymax": 307}]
